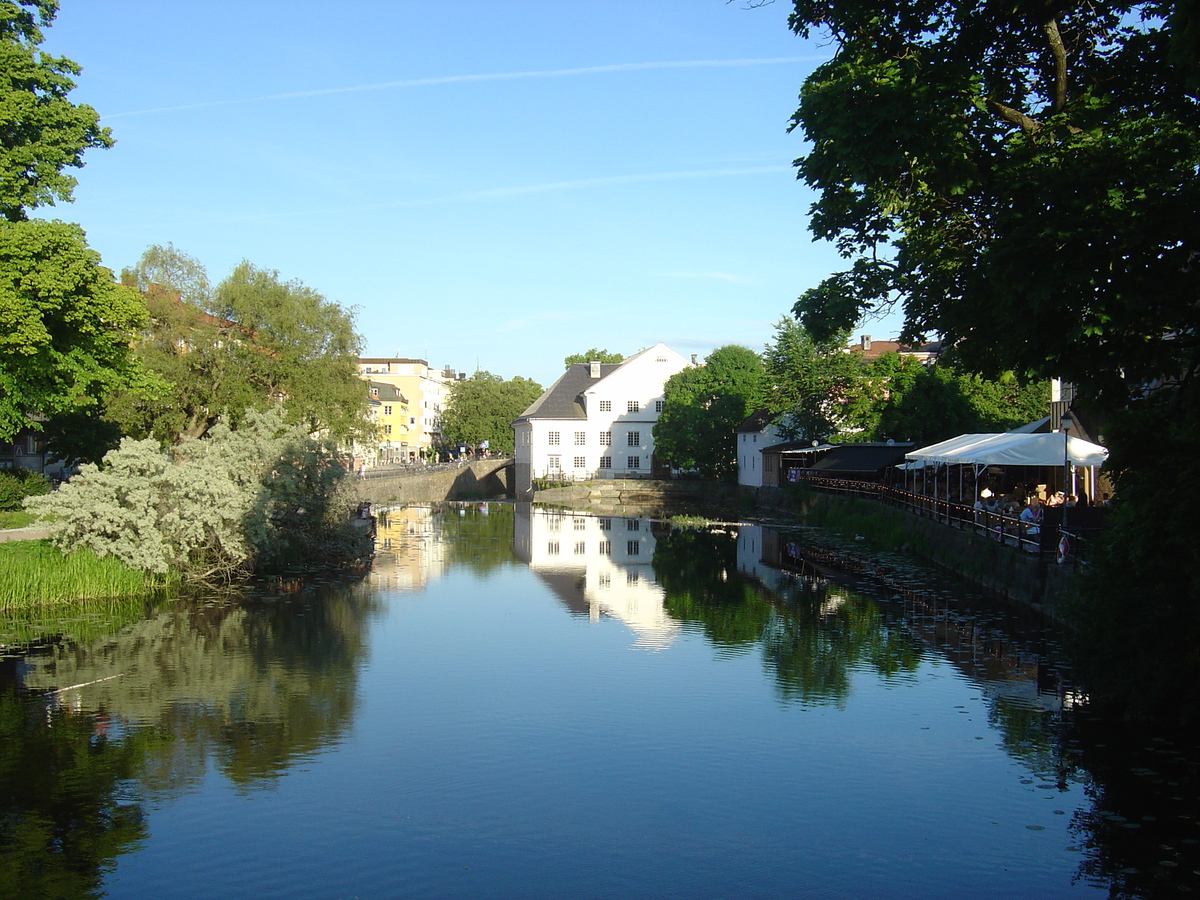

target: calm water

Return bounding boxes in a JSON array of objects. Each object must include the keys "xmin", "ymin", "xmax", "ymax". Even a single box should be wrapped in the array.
[{"xmin": 2, "ymin": 502, "xmax": 1198, "ymax": 899}]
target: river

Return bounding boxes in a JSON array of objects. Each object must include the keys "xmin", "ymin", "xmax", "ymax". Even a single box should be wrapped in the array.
[{"xmin": 1, "ymin": 502, "xmax": 1196, "ymax": 899}]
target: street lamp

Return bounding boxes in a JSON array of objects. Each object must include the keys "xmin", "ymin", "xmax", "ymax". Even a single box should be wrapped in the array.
[{"xmin": 1060, "ymin": 409, "xmax": 1075, "ymax": 496}]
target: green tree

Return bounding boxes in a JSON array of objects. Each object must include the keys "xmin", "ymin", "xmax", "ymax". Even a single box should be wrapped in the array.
[
  {"xmin": 0, "ymin": 0, "xmax": 113, "ymax": 222},
  {"xmin": 563, "ymin": 348, "xmax": 624, "ymax": 368},
  {"xmin": 783, "ymin": 0, "xmax": 1200, "ymax": 722},
  {"xmin": 122, "ymin": 241, "xmax": 211, "ymax": 305},
  {"xmin": 0, "ymin": 219, "xmax": 148, "ymax": 440},
  {"xmin": 876, "ymin": 365, "xmax": 1049, "ymax": 444},
  {"xmin": 441, "ymin": 370, "xmax": 543, "ymax": 455},
  {"xmin": 109, "ymin": 254, "xmax": 368, "ymax": 445},
  {"xmin": 761, "ymin": 318, "xmax": 859, "ymax": 442},
  {"xmin": 653, "ymin": 345, "xmax": 763, "ymax": 480},
  {"xmin": 786, "ymin": 0, "xmax": 1199, "ymax": 407}
]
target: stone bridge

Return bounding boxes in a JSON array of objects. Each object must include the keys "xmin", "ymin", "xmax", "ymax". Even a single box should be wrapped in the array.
[{"xmin": 355, "ymin": 458, "xmax": 514, "ymax": 505}]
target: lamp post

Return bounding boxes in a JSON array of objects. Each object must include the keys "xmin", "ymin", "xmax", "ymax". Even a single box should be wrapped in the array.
[{"xmin": 1060, "ymin": 409, "xmax": 1075, "ymax": 496}]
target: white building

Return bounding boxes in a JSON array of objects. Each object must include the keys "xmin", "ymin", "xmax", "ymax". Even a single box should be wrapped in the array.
[
  {"xmin": 735, "ymin": 409, "xmax": 784, "ymax": 488},
  {"xmin": 513, "ymin": 506, "xmax": 680, "ymax": 651},
  {"xmin": 512, "ymin": 343, "xmax": 693, "ymax": 500}
]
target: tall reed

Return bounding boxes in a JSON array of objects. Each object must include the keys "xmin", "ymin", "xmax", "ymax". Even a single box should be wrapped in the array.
[{"xmin": 0, "ymin": 540, "xmax": 176, "ymax": 609}]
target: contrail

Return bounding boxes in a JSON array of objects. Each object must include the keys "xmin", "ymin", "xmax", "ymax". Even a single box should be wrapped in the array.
[
  {"xmin": 205, "ymin": 165, "xmax": 794, "ymax": 223},
  {"xmin": 106, "ymin": 57, "xmax": 824, "ymax": 119}
]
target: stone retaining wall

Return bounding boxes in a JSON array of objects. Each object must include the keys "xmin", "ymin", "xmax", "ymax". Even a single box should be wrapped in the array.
[{"xmin": 357, "ymin": 459, "xmax": 512, "ymax": 505}]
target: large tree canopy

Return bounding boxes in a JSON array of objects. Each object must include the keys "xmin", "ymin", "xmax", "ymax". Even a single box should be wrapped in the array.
[
  {"xmin": 653, "ymin": 345, "xmax": 764, "ymax": 480},
  {"xmin": 109, "ymin": 251, "xmax": 368, "ymax": 445},
  {"xmin": 788, "ymin": 0, "xmax": 1200, "ymax": 408},
  {"xmin": 0, "ymin": 219, "xmax": 146, "ymax": 439},
  {"xmin": 441, "ymin": 371, "xmax": 543, "ymax": 456},
  {"xmin": 0, "ymin": 0, "xmax": 113, "ymax": 221}
]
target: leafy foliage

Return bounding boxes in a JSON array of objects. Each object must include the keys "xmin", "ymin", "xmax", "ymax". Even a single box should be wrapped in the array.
[
  {"xmin": 441, "ymin": 370, "xmax": 543, "ymax": 455},
  {"xmin": 786, "ymin": 0, "xmax": 1200, "ymax": 408},
  {"xmin": 762, "ymin": 318, "xmax": 859, "ymax": 442},
  {"xmin": 25, "ymin": 407, "xmax": 369, "ymax": 580},
  {"xmin": 121, "ymin": 241, "xmax": 211, "ymax": 305},
  {"xmin": 0, "ymin": 0, "xmax": 113, "ymax": 222},
  {"xmin": 0, "ymin": 468, "xmax": 46, "ymax": 510},
  {"xmin": 653, "ymin": 345, "xmax": 764, "ymax": 480},
  {"xmin": 0, "ymin": 219, "xmax": 149, "ymax": 439},
  {"xmin": 109, "ymin": 253, "xmax": 369, "ymax": 445},
  {"xmin": 563, "ymin": 348, "xmax": 624, "ymax": 368}
]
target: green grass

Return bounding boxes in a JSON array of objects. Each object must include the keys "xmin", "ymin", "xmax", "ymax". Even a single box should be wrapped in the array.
[
  {"xmin": 0, "ymin": 510, "xmax": 36, "ymax": 529},
  {"xmin": 0, "ymin": 540, "xmax": 176, "ymax": 609}
]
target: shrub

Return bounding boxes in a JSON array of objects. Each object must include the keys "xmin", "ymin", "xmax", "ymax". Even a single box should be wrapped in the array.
[
  {"xmin": 25, "ymin": 407, "xmax": 369, "ymax": 581},
  {"xmin": 0, "ymin": 470, "xmax": 50, "ymax": 511}
]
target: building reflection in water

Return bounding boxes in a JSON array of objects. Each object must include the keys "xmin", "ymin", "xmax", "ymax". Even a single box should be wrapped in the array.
[
  {"xmin": 513, "ymin": 504, "xmax": 680, "ymax": 650},
  {"xmin": 369, "ymin": 504, "xmax": 447, "ymax": 592}
]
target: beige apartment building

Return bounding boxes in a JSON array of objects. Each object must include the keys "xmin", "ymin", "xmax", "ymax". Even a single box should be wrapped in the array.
[{"xmin": 357, "ymin": 357, "xmax": 460, "ymax": 462}]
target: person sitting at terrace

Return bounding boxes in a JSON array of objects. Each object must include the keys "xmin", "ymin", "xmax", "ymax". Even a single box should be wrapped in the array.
[{"xmin": 1020, "ymin": 498, "xmax": 1043, "ymax": 535}]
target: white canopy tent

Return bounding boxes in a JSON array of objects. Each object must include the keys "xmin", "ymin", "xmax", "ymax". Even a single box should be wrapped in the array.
[
  {"xmin": 903, "ymin": 431, "xmax": 1109, "ymax": 505},
  {"xmin": 906, "ymin": 432, "xmax": 1109, "ymax": 469}
]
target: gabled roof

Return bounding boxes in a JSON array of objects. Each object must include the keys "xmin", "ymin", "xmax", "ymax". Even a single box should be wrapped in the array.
[
  {"xmin": 736, "ymin": 409, "xmax": 779, "ymax": 434},
  {"xmin": 515, "ymin": 362, "xmax": 622, "ymax": 421}
]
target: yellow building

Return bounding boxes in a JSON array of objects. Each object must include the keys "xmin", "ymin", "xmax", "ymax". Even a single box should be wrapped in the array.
[
  {"xmin": 358, "ymin": 357, "xmax": 459, "ymax": 461},
  {"xmin": 366, "ymin": 380, "xmax": 412, "ymax": 464}
]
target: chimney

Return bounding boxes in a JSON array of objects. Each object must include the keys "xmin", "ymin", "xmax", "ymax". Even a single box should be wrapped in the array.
[
  {"xmin": 860, "ymin": 335, "xmax": 872, "ymax": 351},
  {"xmin": 589, "ymin": 361, "xmax": 601, "ymax": 379},
  {"xmin": 691, "ymin": 354, "xmax": 698, "ymax": 365}
]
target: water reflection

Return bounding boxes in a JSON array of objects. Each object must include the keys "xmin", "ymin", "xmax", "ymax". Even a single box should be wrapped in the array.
[
  {"xmin": 0, "ymin": 579, "xmax": 377, "ymax": 898},
  {"xmin": 514, "ymin": 505, "xmax": 680, "ymax": 650},
  {"xmin": 1, "ymin": 503, "xmax": 1198, "ymax": 898}
]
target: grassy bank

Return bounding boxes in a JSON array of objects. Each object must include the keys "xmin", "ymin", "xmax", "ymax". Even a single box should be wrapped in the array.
[
  {"xmin": 0, "ymin": 540, "xmax": 176, "ymax": 609},
  {"xmin": 0, "ymin": 510, "xmax": 36, "ymax": 530}
]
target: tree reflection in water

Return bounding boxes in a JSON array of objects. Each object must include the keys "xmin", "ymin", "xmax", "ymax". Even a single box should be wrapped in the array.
[
  {"xmin": 653, "ymin": 525, "xmax": 920, "ymax": 705},
  {"xmin": 0, "ymin": 576, "xmax": 377, "ymax": 895}
]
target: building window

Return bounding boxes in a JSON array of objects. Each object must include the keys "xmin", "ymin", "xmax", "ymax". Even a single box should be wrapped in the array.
[
  {"xmin": 370, "ymin": 388, "xmax": 379, "ymax": 398},
  {"xmin": 598, "ymin": 400, "xmax": 611, "ymax": 412},
  {"xmin": 599, "ymin": 456, "xmax": 612, "ymax": 469},
  {"xmin": 574, "ymin": 541, "xmax": 586, "ymax": 555},
  {"xmin": 655, "ymin": 400, "xmax": 664, "ymax": 413},
  {"xmin": 547, "ymin": 515, "xmax": 561, "ymax": 531},
  {"xmin": 384, "ymin": 405, "xmax": 392, "ymax": 415},
  {"xmin": 547, "ymin": 456, "xmax": 561, "ymax": 472},
  {"xmin": 574, "ymin": 517, "xmax": 587, "ymax": 531},
  {"xmin": 548, "ymin": 541, "xmax": 560, "ymax": 555},
  {"xmin": 599, "ymin": 518, "xmax": 612, "ymax": 530},
  {"xmin": 384, "ymin": 424, "xmax": 393, "ymax": 435},
  {"xmin": 598, "ymin": 571, "xmax": 610, "ymax": 586},
  {"xmin": 627, "ymin": 400, "xmax": 640, "ymax": 413},
  {"xmin": 548, "ymin": 431, "xmax": 560, "ymax": 446},
  {"xmin": 574, "ymin": 456, "xmax": 586, "ymax": 468},
  {"xmin": 628, "ymin": 456, "xmax": 640, "ymax": 469},
  {"xmin": 599, "ymin": 431, "xmax": 611, "ymax": 446},
  {"xmin": 626, "ymin": 518, "xmax": 640, "ymax": 531},
  {"xmin": 627, "ymin": 541, "xmax": 641, "ymax": 555},
  {"xmin": 599, "ymin": 542, "xmax": 611, "ymax": 556},
  {"xmin": 574, "ymin": 431, "xmax": 586, "ymax": 445},
  {"xmin": 627, "ymin": 431, "xmax": 640, "ymax": 447}
]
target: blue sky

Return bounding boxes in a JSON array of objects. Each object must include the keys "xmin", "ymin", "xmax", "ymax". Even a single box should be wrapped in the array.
[{"xmin": 42, "ymin": 0, "xmax": 902, "ymax": 389}]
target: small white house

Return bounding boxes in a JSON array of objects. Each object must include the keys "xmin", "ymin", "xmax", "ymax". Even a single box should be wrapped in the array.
[
  {"xmin": 512, "ymin": 343, "xmax": 693, "ymax": 499},
  {"xmin": 735, "ymin": 409, "xmax": 784, "ymax": 487}
]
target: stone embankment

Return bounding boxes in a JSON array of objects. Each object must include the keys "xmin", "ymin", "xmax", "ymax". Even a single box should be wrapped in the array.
[
  {"xmin": 533, "ymin": 479, "xmax": 739, "ymax": 516},
  {"xmin": 356, "ymin": 458, "xmax": 513, "ymax": 505}
]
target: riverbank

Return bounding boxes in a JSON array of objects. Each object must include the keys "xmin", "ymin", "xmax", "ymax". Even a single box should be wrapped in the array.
[{"xmin": 532, "ymin": 480, "xmax": 1075, "ymax": 620}]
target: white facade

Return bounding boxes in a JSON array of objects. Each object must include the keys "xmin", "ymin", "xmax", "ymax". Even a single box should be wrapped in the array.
[
  {"xmin": 513, "ymin": 343, "xmax": 692, "ymax": 499},
  {"xmin": 513, "ymin": 506, "xmax": 679, "ymax": 650},
  {"xmin": 737, "ymin": 420, "xmax": 784, "ymax": 487}
]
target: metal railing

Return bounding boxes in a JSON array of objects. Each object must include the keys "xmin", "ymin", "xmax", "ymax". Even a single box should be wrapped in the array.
[{"xmin": 784, "ymin": 474, "xmax": 1106, "ymax": 564}]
